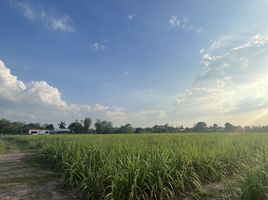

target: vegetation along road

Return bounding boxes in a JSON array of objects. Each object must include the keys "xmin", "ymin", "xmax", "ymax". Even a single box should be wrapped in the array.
[
  {"xmin": 0, "ymin": 138, "xmax": 77, "ymax": 200},
  {"xmin": 1, "ymin": 133, "xmax": 268, "ymax": 200}
]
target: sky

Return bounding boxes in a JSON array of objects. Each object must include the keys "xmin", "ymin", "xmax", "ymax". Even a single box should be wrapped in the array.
[{"xmin": 1, "ymin": 0, "xmax": 268, "ymax": 127}]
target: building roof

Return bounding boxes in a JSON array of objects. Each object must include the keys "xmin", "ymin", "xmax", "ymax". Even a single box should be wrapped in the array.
[{"xmin": 52, "ymin": 128, "xmax": 71, "ymax": 132}]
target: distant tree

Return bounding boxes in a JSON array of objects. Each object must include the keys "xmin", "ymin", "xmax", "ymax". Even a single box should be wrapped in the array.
[
  {"xmin": 0, "ymin": 119, "xmax": 24, "ymax": 135},
  {"xmin": 11, "ymin": 122, "xmax": 24, "ymax": 134},
  {"xmin": 236, "ymin": 125, "xmax": 244, "ymax": 132},
  {"xmin": 58, "ymin": 121, "xmax": 66, "ymax": 129},
  {"xmin": 82, "ymin": 117, "xmax": 92, "ymax": 133},
  {"xmin": 193, "ymin": 122, "xmax": 207, "ymax": 132},
  {"xmin": 178, "ymin": 125, "xmax": 184, "ymax": 131},
  {"xmin": 94, "ymin": 120, "xmax": 113, "ymax": 134},
  {"xmin": 135, "ymin": 127, "xmax": 145, "ymax": 134},
  {"xmin": 212, "ymin": 123, "xmax": 218, "ymax": 132},
  {"xmin": 116, "ymin": 123, "xmax": 135, "ymax": 134},
  {"xmin": 151, "ymin": 124, "xmax": 177, "ymax": 133},
  {"xmin": 68, "ymin": 120, "xmax": 84, "ymax": 133},
  {"xmin": 244, "ymin": 126, "xmax": 252, "ymax": 132},
  {"xmin": 94, "ymin": 120, "xmax": 102, "ymax": 133},
  {"xmin": 144, "ymin": 127, "xmax": 152, "ymax": 133},
  {"xmin": 27, "ymin": 123, "xmax": 42, "ymax": 129},
  {"xmin": 224, "ymin": 122, "xmax": 236, "ymax": 132},
  {"xmin": 43, "ymin": 124, "xmax": 54, "ymax": 130},
  {"xmin": 184, "ymin": 127, "xmax": 191, "ymax": 132},
  {"xmin": 22, "ymin": 123, "xmax": 42, "ymax": 134},
  {"xmin": 88, "ymin": 128, "xmax": 94, "ymax": 133},
  {"xmin": 152, "ymin": 125, "xmax": 161, "ymax": 133}
]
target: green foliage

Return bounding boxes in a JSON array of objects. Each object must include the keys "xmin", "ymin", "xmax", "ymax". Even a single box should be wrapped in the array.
[
  {"xmin": 193, "ymin": 122, "xmax": 207, "ymax": 132},
  {"xmin": 82, "ymin": 117, "xmax": 92, "ymax": 133},
  {"xmin": 43, "ymin": 124, "xmax": 54, "ymax": 130},
  {"xmin": 6, "ymin": 133, "xmax": 268, "ymax": 199},
  {"xmin": 0, "ymin": 119, "xmax": 24, "ymax": 134},
  {"xmin": 68, "ymin": 120, "xmax": 84, "ymax": 133},
  {"xmin": 94, "ymin": 120, "xmax": 113, "ymax": 134},
  {"xmin": 0, "ymin": 138, "xmax": 9, "ymax": 154},
  {"xmin": 225, "ymin": 122, "xmax": 236, "ymax": 132},
  {"xmin": 58, "ymin": 121, "xmax": 66, "ymax": 129},
  {"xmin": 115, "ymin": 123, "xmax": 135, "ymax": 134}
]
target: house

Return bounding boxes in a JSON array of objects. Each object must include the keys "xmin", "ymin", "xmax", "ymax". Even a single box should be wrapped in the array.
[{"xmin": 29, "ymin": 129, "xmax": 50, "ymax": 135}]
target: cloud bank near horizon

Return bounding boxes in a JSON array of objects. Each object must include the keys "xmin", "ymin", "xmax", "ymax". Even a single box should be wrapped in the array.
[
  {"xmin": 172, "ymin": 35, "xmax": 268, "ymax": 126},
  {"xmin": 0, "ymin": 60, "xmax": 168, "ymax": 126},
  {"xmin": 2, "ymin": 35, "xmax": 268, "ymax": 127}
]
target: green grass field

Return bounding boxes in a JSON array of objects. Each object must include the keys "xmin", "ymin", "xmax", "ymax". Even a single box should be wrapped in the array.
[
  {"xmin": 5, "ymin": 133, "xmax": 268, "ymax": 199},
  {"xmin": 0, "ymin": 139, "xmax": 10, "ymax": 154},
  {"xmin": 0, "ymin": 141, "xmax": 6, "ymax": 154}
]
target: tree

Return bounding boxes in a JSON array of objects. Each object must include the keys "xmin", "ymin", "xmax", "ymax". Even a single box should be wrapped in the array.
[
  {"xmin": 212, "ymin": 123, "xmax": 218, "ymax": 132},
  {"xmin": 0, "ymin": 119, "xmax": 24, "ymax": 135},
  {"xmin": 224, "ymin": 122, "xmax": 235, "ymax": 132},
  {"xmin": 0, "ymin": 119, "xmax": 11, "ymax": 134},
  {"xmin": 82, "ymin": 117, "xmax": 92, "ymax": 133},
  {"xmin": 22, "ymin": 123, "xmax": 42, "ymax": 134},
  {"xmin": 94, "ymin": 120, "xmax": 113, "ymax": 134},
  {"xmin": 135, "ymin": 127, "xmax": 145, "ymax": 134},
  {"xmin": 244, "ymin": 126, "xmax": 252, "ymax": 132},
  {"xmin": 43, "ymin": 124, "xmax": 54, "ymax": 130},
  {"xmin": 116, "ymin": 123, "xmax": 135, "ymax": 134},
  {"xmin": 12, "ymin": 122, "xmax": 24, "ymax": 134},
  {"xmin": 58, "ymin": 121, "xmax": 66, "ymax": 129},
  {"xmin": 68, "ymin": 120, "xmax": 84, "ymax": 133},
  {"xmin": 193, "ymin": 122, "xmax": 207, "ymax": 132}
]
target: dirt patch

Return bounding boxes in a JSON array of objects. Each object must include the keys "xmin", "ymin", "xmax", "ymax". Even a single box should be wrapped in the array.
[{"xmin": 0, "ymin": 139, "xmax": 78, "ymax": 200}]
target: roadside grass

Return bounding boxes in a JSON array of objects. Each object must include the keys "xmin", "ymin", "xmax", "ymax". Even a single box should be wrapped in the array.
[{"xmin": 0, "ymin": 138, "xmax": 10, "ymax": 154}]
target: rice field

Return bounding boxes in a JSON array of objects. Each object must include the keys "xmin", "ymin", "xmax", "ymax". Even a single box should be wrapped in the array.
[{"xmin": 5, "ymin": 133, "xmax": 268, "ymax": 199}]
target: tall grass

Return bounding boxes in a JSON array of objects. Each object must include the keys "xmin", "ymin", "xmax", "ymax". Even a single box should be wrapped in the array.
[
  {"xmin": 6, "ymin": 133, "xmax": 268, "ymax": 199},
  {"xmin": 0, "ymin": 138, "xmax": 9, "ymax": 154}
]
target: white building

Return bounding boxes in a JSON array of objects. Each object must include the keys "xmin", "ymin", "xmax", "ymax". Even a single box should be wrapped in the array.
[{"xmin": 29, "ymin": 129, "xmax": 50, "ymax": 135}]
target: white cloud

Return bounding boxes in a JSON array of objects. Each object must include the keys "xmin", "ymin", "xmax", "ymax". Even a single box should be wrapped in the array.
[
  {"xmin": 5, "ymin": 35, "xmax": 268, "ymax": 127},
  {"xmin": 169, "ymin": 15, "xmax": 202, "ymax": 33},
  {"xmin": 128, "ymin": 14, "xmax": 136, "ymax": 20},
  {"xmin": 91, "ymin": 42, "xmax": 105, "ymax": 51},
  {"xmin": 173, "ymin": 34, "xmax": 268, "ymax": 125},
  {"xmin": 11, "ymin": 1, "xmax": 74, "ymax": 32},
  {"xmin": 200, "ymin": 36, "xmax": 240, "ymax": 55},
  {"xmin": 15, "ymin": 1, "xmax": 35, "ymax": 20},
  {"xmin": 0, "ymin": 60, "xmax": 171, "ymax": 127},
  {"xmin": 169, "ymin": 16, "xmax": 181, "ymax": 27},
  {"xmin": 209, "ymin": 37, "xmax": 229, "ymax": 50},
  {"xmin": 0, "ymin": 60, "xmax": 129, "ymax": 125}
]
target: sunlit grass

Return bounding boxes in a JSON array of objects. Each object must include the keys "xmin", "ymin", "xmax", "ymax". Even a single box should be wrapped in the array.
[{"xmin": 5, "ymin": 133, "xmax": 268, "ymax": 199}]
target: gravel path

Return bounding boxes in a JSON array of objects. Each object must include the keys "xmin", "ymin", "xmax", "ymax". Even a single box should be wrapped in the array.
[{"xmin": 0, "ymin": 139, "xmax": 78, "ymax": 200}]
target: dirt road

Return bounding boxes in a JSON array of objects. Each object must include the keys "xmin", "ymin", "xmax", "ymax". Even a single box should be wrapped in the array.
[{"xmin": 0, "ymin": 139, "xmax": 78, "ymax": 200}]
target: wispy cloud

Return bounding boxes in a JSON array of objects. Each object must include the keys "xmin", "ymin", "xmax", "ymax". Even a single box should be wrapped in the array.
[
  {"xmin": 200, "ymin": 36, "xmax": 235, "ymax": 54},
  {"xmin": 128, "ymin": 14, "xmax": 136, "ymax": 20},
  {"xmin": 169, "ymin": 15, "xmax": 203, "ymax": 33},
  {"xmin": 11, "ymin": 1, "xmax": 75, "ymax": 32},
  {"xmin": 91, "ymin": 42, "xmax": 105, "ymax": 51},
  {"xmin": 172, "ymin": 35, "xmax": 268, "ymax": 125},
  {"xmin": 169, "ymin": 15, "xmax": 182, "ymax": 27}
]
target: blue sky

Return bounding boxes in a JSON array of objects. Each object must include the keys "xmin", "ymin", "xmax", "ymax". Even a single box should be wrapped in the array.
[{"xmin": 1, "ymin": 0, "xmax": 268, "ymax": 127}]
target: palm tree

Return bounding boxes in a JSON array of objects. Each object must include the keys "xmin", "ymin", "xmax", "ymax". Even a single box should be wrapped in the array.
[{"xmin": 58, "ymin": 121, "xmax": 66, "ymax": 129}]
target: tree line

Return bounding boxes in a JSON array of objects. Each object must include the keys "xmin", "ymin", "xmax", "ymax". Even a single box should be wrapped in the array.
[{"xmin": 1, "ymin": 118, "xmax": 268, "ymax": 135}]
